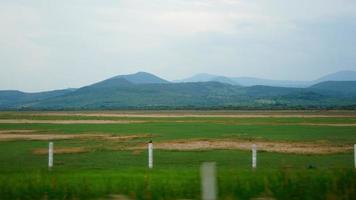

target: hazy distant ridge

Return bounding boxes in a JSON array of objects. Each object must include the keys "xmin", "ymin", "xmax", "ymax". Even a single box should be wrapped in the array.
[
  {"xmin": 1, "ymin": 71, "xmax": 356, "ymax": 110},
  {"xmin": 176, "ymin": 70, "xmax": 356, "ymax": 87}
]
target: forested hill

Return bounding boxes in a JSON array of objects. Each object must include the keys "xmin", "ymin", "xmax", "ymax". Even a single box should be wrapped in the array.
[{"xmin": 1, "ymin": 72, "xmax": 356, "ymax": 110}]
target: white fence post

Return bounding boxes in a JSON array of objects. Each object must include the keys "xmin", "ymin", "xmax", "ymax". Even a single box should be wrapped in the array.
[
  {"xmin": 201, "ymin": 162, "xmax": 217, "ymax": 200},
  {"xmin": 354, "ymin": 144, "xmax": 356, "ymax": 168},
  {"xmin": 148, "ymin": 140, "xmax": 153, "ymax": 169},
  {"xmin": 48, "ymin": 142, "xmax": 53, "ymax": 169},
  {"xmin": 252, "ymin": 144, "xmax": 257, "ymax": 169}
]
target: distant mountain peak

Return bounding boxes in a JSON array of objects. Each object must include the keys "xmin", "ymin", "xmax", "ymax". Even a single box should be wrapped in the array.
[
  {"xmin": 316, "ymin": 70, "xmax": 356, "ymax": 82},
  {"xmin": 115, "ymin": 72, "xmax": 170, "ymax": 84},
  {"xmin": 82, "ymin": 72, "xmax": 169, "ymax": 90},
  {"xmin": 176, "ymin": 73, "xmax": 237, "ymax": 85},
  {"xmin": 132, "ymin": 71, "xmax": 154, "ymax": 76},
  {"xmin": 176, "ymin": 70, "xmax": 356, "ymax": 87}
]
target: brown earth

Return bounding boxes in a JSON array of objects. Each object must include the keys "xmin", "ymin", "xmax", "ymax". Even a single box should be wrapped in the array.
[
  {"xmin": 0, "ymin": 130, "xmax": 37, "ymax": 134},
  {"xmin": 33, "ymin": 147, "xmax": 90, "ymax": 155},
  {"xmin": 24, "ymin": 137, "xmax": 353, "ymax": 155},
  {"xmin": 1, "ymin": 119, "xmax": 355, "ymax": 127},
  {"xmin": 216, "ymin": 122, "xmax": 356, "ymax": 127},
  {"xmin": 34, "ymin": 114, "xmax": 356, "ymax": 118},
  {"xmin": 295, "ymin": 123, "xmax": 356, "ymax": 127},
  {"xmin": 131, "ymin": 139, "xmax": 352, "ymax": 155},
  {"xmin": 11, "ymin": 111, "xmax": 356, "ymax": 118},
  {"xmin": 0, "ymin": 133, "xmax": 81, "ymax": 141},
  {"xmin": 0, "ymin": 119, "xmax": 143, "ymax": 124},
  {"xmin": 0, "ymin": 132, "xmax": 150, "ymax": 141}
]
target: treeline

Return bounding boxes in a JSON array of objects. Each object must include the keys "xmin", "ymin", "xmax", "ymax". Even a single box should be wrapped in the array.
[{"xmin": 3, "ymin": 104, "xmax": 355, "ymax": 111}]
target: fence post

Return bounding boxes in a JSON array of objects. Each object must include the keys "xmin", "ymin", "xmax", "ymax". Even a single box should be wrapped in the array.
[
  {"xmin": 252, "ymin": 144, "xmax": 257, "ymax": 169},
  {"xmin": 148, "ymin": 140, "xmax": 153, "ymax": 169},
  {"xmin": 354, "ymin": 144, "xmax": 356, "ymax": 168},
  {"xmin": 48, "ymin": 142, "xmax": 53, "ymax": 169},
  {"xmin": 201, "ymin": 162, "xmax": 217, "ymax": 200}
]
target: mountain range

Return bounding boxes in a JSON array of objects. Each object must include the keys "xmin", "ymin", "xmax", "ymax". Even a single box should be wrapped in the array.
[
  {"xmin": 1, "ymin": 71, "xmax": 356, "ymax": 110},
  {"xmin": 176, "ymin": 70, "xmax": 356, "ymax": 87}
]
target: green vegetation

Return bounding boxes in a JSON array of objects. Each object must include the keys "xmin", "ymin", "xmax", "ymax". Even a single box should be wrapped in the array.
[
  {"xmin": 1, "ymin": 74, "xmax": 356, "ymax": 110},
  {"xmin": 1, "ymin": 169, "xmax": 355, "ymax": 200},
  {"xmin": 0, "ymin": 118, "xmax": 356, "ymax": 144},
  {"xmin": 0, "ymin": 112, "xmax": 355, "ymax": 199}
]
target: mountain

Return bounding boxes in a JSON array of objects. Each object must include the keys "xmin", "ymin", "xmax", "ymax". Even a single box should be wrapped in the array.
[
  {"xmin": 86, "ymin": 72, "xmax": 169, "ymax": 89},
  {"xmin": 315, "ymin": 70, "xmax": 356, "ymax": 83},
  {"xmin": 0, "ymin": 89, "xmax": 75, "ymax": 109},
  {"xmin": 309, "ymin": 81, "xmax": 356, "ymax": 96},
  {"xmin": 230, "ymin": 77, "xmax": 309, "ymax": 88},
  {"xmin": 76, "ymin": 72, "xmax": 170, "ymax": 92},
  {"xmin": 83, "ymin": 77, "xmax": 133, "ymax": 89},
  {"xmin": 177, "ymin": 70, "xmax": 356, "ymax": 88},
  {"xmin": 23, "ymin": 81, "xmax": 242, "ymax": 109},
  {"xmin": 1, "ymin": 71, "xmax": 356, "ymax": 110},
  {"xmin": 112, "ymin": 72, "xmax": 169, "ymax": 84},
  {"xmin": 176, "ymin": 73, "xmax": 237, "ymax": 85},
  {"xmin": 177, "ymin": 73, "xmax": 308, "ymax": 87}
]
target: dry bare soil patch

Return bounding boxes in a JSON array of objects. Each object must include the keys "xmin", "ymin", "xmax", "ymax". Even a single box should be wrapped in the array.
[
  {"xmin": 0, "ymin": 131, "xmax": 150, "ymax": 141},
  {"xmin": 0, "ymin": 119, "xmax": 143, "ymax": 124},
  {"xmin": 26, "ymin": 110, "xmax": 356, "ymax": 118},
  {"xmin": 33, "ymin": 147, "xmax": 90, "ymax": 155},
  {"xmin": 133, "ymin": 139, "xmax": 352, "ymax": 155}
]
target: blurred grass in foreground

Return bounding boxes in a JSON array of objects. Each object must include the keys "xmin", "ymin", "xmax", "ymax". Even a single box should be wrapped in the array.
[{"xmin": 0, "ymin": 169, "xmax": 354, "ymax": 200}]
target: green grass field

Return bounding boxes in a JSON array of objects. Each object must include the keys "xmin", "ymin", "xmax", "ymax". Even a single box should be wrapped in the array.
[{"xmin": 0, "ymin": 111, "xmax": 355, "ymax": 199}]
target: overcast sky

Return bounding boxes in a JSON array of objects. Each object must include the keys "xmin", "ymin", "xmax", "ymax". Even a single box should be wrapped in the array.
[{"xmin": 1, "ymin": 0, "xmax": 356, "ymax": 92}]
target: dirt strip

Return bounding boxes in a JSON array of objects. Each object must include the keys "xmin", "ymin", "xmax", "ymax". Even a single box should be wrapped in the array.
[
  {"xmin": 1, "ymin": 119, "xmax": 356, "ymax": 126},
  {"xmin": 33, "ymin": 147, "xmax": 90, "ymax": 155},
  {"xmin": 0, "ymin": 119, "xmax": 144, "ymax": 124},
  {"xmin": 216, "ymin": 122, "xmax": 356, "ymax": 127},
  {"xmin": 131, "ymin": 140, "xmax": 352, "ymax": 155},
  {"xmin": 0, "ymin": 130, "xmax": 37, "ymax": 134},
  {"xmin": 297, "ymin": 123, "xmax": 356, "ymax": 127},
  {"xmin": 27, "ymin": 112, "xmax": 356, "ymax": 118},
  {"xmin": 0, "ymin": 133, "xmax": 150, "ymax": 141},
  {"xmin": 25, "ymin": 137, "xmax": 353, "ymax": 155}
]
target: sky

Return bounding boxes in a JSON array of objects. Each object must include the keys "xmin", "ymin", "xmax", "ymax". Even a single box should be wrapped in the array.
[{"xmin": 0, "ymin": 0, "xmax": 356, "ymax": 92}]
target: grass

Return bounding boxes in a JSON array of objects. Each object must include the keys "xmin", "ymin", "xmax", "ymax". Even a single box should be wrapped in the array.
[
  {"xmin": 0, "ymin": 111, "xmax": 355, "ymax": 199},
  {"xmin": 0, "ymin": 140, "xmax": 353, "ymax": 171},
  {"xmin": 1, "ymin": 122, "xmax": 355, "ymax": 143},
  {"xmin": 0, "ymin": 169, "xmax": 355, "ymax": 200}
]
